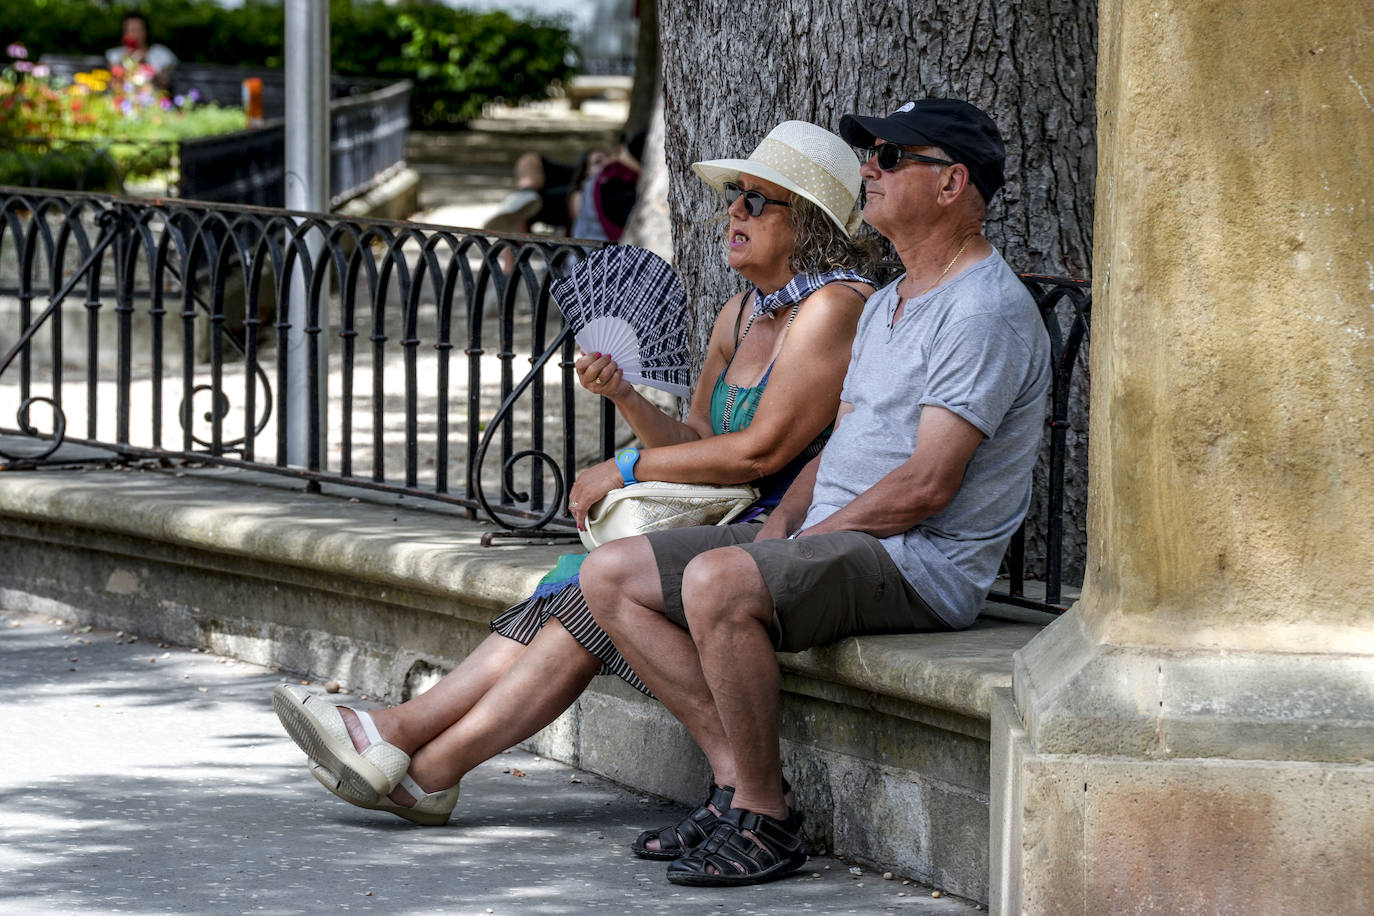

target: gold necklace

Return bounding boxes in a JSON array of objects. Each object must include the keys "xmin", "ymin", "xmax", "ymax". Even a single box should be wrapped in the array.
[{"xmin": 912, "ymin": 236, "xmax": 974, "ymax": 299}]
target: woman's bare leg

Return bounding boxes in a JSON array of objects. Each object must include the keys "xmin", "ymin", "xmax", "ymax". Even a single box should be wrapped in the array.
[
  {"xmin": 393, "ymin": 618, "xmax": 601, "ymax": 799},
  {"xmin": 336, "ymin": 631, "xmax": 526, "ymax": 756}
]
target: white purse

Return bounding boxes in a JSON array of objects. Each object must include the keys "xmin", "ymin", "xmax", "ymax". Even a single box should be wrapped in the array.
[{"xmin": 579, "ymin": 481, "xmax": 761, "ymax": 550}]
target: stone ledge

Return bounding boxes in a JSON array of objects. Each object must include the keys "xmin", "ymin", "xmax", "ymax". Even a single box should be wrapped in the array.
[
  {"xmin": 0, "ymin": 465, "xmax": 1048, "ymax": 902},
  {"xmin": 0, "ymin": 467, "xmax": 563, "ymax": 613},
  {"xmin": 0, "ymin": 466, "xmax": 1041, "ymax": 727}
]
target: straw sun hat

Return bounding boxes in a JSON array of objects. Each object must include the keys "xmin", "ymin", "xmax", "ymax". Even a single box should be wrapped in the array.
[{"xmin": 692, "ymin": 120, "xmax": 864, "ymax": 237}]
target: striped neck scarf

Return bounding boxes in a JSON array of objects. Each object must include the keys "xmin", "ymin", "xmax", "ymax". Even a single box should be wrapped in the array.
[{"xmin": 753, "ymin": 268, "xmax": 871, "ymax": 318}]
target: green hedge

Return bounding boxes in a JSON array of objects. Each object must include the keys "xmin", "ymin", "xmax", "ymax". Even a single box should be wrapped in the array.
[
  {"xmin": 0, "ymin": 143, "xmax": 122, "ymax": 191},
  {"xmin": 6, "ymin": 0, "xmax": 578, "ymax": 126}
]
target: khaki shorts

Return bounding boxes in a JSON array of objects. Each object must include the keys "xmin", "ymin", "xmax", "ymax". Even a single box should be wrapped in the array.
[{"xmin": 645, "ymin": 523, "xmax": 950, "ymax": 653}]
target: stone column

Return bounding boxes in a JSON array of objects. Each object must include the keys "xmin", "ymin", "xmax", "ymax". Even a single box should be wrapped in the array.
[{"xmin": 990, "ymin": 2, "xmax": 1374, "ymax": 913}]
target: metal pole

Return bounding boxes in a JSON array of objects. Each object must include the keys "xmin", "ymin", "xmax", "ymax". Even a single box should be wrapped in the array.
[{"xmin": 284, "ymin": 0, "xmax": 330, "ymax": 468}]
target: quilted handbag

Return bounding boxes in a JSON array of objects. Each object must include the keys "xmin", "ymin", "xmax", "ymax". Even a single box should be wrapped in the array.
[{"xmin": 579, "ymin": 481, "xmax": 761, "ymax": 550}]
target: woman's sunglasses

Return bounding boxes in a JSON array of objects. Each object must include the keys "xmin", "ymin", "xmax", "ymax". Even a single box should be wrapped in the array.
[
  {"xmin": 723, "ymin": 181, "xmax": 791, "ymax": 217},
  {"xmin": 869, "ymin": 142, "xmax": 957, "ymax": 172}
]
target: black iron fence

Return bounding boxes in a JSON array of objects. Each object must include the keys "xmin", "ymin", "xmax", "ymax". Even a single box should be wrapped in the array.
[
  {"xmin": 0, "ymin": 188, "xmax": 1090, "ymax": 614},
  {"xmin": 178, "ymin": 79, "xmax": 413, "ymax": 208},
  {"xmin": 0, "ymin": 188, "xmax": 614, "ymax": 532},
  {"xmin": 997, "ymin": 274, "xmax": 1091, "ymax": 612}
]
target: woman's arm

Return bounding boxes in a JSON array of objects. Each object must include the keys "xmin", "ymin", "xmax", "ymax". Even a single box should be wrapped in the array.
[
  {"xmin": 570, "ymin": 282, "xmax": 868, "ymax": 527},
  {"xmin": 629, "ymin": 282, "xmax": 866, "ymax": 484}
]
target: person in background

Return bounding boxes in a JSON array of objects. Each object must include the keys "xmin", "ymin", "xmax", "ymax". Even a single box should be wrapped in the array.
[
  {"xmin": 484, "ymin": 130, "xmax": 646, "ymax": 241},
  {"xmin": 106, "ymin": 11, "xmax": 177, "ymax": 90},
  {"xmin": 569, "ymin": 130, "xmax": 646, "ymax": 242}
]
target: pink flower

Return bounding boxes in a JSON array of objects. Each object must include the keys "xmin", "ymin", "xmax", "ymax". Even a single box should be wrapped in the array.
[{"xmin": 6, "ymin": 42, "xmax": 28, "ymax": 60}]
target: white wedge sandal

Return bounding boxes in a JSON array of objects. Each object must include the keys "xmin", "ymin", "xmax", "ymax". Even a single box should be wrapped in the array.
[
  {"xmin": 272, "ymin": 684, "xmax": 410, "ymax": 802},
  {"xmin": 308, "ymin": 760, "xmax": 458, "ymax": 827}
]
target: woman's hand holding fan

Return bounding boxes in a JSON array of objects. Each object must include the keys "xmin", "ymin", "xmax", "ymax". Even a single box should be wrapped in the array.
[
  {"xmin": 551, "ymin": 246, "xmax": 692, "ymax": 398},
  {"xmin": 575, "ymin": 351, "xmax": 634, "ymax": 401}
]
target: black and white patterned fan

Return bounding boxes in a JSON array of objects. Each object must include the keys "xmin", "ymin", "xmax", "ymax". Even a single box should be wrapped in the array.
[{"xmin": 551, "ymin": 246, "xmax": 692, "ymax": 398}]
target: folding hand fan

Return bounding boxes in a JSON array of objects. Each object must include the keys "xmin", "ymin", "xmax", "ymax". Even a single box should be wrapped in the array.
[{"xmin": 550, "ymin": 246, "xmax": 692, "ymax": 398}]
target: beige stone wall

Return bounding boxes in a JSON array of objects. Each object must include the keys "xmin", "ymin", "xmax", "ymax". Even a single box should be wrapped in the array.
[{"xmin": 1084, "ymin": 0, "xmax": 1373, "ymax": 651}]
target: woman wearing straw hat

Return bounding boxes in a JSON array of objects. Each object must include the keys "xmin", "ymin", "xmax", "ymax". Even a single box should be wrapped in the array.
[{"xmin": 272, "ymin": 121, "xmax": 879, "ymax": 842}]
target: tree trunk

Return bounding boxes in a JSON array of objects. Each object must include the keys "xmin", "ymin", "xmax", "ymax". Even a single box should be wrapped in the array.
[{"xmin": 659, "ymin": 0, "xmax": 1095, "ymax": 585}]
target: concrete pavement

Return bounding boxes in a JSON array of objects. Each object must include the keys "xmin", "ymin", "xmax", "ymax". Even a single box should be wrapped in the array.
[{"xmin": 0, "ymin": 608, "xmax": 980, "ymax": 915}]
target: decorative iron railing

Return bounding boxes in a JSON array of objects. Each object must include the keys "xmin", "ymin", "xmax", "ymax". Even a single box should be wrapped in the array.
[
  {"xmin": 995, "ymin": 274, "xmax": 1091, "ymax": 613},
  {"xmin": 0, "ymin": 188, "xmax": 1090, "ymax": 614},
  {"xmin": 178, "ymin": 79, "xmax": 412, "ymax": 208},
  {"xmin": 0, "ymin": 188, "xmax": 614, "ymax": 535},
  {"xmin": 15, "ymin": 58, "xmax": 410, "ymax": 207}
]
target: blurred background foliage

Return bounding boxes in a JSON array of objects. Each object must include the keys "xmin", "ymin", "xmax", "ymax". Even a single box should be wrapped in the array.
[{"xmin": 4, "ymin": 0, "xmax": 579, "ymax": 127}]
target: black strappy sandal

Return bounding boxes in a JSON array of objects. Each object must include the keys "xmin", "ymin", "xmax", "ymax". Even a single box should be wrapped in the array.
[
  {"xmin": 665, "ymin": 806, "xmax": 808, "ymax": 887},
  {"xmin": 632, "ymin": 783, "xmax": 735, "ymax": 860}
]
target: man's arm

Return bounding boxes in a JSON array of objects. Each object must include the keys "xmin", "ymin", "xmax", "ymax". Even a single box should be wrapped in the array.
[{"xmin": 798, "ymin": 405, "xmax": 983, "ymax": 539}]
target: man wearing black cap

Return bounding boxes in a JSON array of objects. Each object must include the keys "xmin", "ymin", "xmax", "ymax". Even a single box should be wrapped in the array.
[{"xmin": 583, "ymin": 99, "xmax": 1050, "ymax": 887}]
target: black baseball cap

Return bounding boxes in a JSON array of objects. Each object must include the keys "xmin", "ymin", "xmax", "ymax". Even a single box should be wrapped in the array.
[{"xmin": 839, "ymin": 99, "xmax": 1006, "ymax": 204}]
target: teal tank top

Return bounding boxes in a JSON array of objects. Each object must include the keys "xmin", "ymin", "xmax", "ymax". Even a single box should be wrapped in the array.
[{"xmin": 707, "ymin": 291, "xmax": 847, "ymax": 506}]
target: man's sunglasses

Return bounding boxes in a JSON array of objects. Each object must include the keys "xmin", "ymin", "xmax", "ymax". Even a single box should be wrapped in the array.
[
  {"xmin": 723, "ymin": 181, "xmax": 791, "ymax": 217},
  {"xmin": 867, "ymin": 142, "xmax": 957, "ymax": 172}
]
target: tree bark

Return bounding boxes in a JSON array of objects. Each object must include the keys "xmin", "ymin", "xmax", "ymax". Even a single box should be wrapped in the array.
[{"xmin": 659, "ymin": 0, "xmax": 1096, "ymax": 584}]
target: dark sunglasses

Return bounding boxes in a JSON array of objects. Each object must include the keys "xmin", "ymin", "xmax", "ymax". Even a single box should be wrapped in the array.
[
  {"xmin": 722, "ymin": 181, "xmax": 791, "ymax": 217},
  {"xmin": 868, "ymin": 142, "xmax": 957, "ymax": 172}
]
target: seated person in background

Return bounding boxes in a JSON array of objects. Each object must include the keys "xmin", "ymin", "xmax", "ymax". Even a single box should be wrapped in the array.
[
  {"xmin": 106, "ymin": 11, "xmax": 177, "ymax": 89},
  {"xmin": 484, "ymin": 148, "xmax": 602, "ymax": 236},
  {"xmin": 484, "ymin": 129, "xmax": 645, "ymax": 240},
  {"xmin": 272, "ymin": 120, "xmax": 878, "ymax": 836},
  {"xmin": 569, "ymin": 129, "xmax": 646, "ymax": 242},
  {"xmin": 582, "ymin": 99, "xmax": 1052, "ymax": 887}
]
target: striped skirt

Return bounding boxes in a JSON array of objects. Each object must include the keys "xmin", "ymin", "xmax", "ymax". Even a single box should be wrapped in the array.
[{"xmin": 489, "ymin": 581, "xmax": 653, "ymax": 698}]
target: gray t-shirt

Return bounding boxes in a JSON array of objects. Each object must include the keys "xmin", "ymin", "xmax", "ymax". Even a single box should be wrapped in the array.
[{"xmin": 801, "ymin": 248, "xmax": 1050, "ymax": 627}]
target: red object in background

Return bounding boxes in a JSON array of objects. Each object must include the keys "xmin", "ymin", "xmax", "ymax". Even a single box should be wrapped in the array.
[{"xmin": 242, "ymin": 77, "xmax": 263, "ymax": 124}]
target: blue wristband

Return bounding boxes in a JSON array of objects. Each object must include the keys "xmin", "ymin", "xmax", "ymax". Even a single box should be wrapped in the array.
[{"xmin": 614, "ymin": 447, "xmax": 640, "ymax": 486}]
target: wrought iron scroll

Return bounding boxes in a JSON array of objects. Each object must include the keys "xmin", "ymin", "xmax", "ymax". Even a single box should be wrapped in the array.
[{"xmin": 0, "ymin": 188, "xmax": 606, "ymax": 529}]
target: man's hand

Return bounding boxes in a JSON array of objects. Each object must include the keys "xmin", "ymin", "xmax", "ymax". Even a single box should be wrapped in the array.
[
  {"xmin": 569, "ymin": 459, "xmax": 624, "ymax": 529},
  {"xmin": 754, "ymin": 512, "xmax": 795, "ymax": 541}
]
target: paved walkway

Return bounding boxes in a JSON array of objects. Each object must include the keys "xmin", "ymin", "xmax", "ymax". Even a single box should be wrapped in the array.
[{"xmin": 0, "ymin": 608, "xmax": 980, "ymax": 915}]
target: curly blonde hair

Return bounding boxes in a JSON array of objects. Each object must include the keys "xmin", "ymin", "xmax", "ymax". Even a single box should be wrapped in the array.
[{"xmin": 785, "ymin": 195, "xmax": 883, "ymax": 278}]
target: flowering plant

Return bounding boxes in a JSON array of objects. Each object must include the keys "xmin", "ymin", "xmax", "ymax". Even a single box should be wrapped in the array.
[
  {"xmin": 2, "ymin": 41, "xmax": 240, "ymax": 137},
  {"xmin": 1, "ymin": 40, "xmax": 245, "ymax": 189}
]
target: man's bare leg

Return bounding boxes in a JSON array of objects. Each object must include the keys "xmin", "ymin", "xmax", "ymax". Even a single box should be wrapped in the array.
[
  {"xmin": 581, "ymin": 537, "xmax": 738, "ymax": 787},
  {"xmin": 679, "ymin": 547, "xmax": 788, "ymax": 820},
  {"xmin": 512, "ymin": 151, "xmax": 545, "ymax": 192}
]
